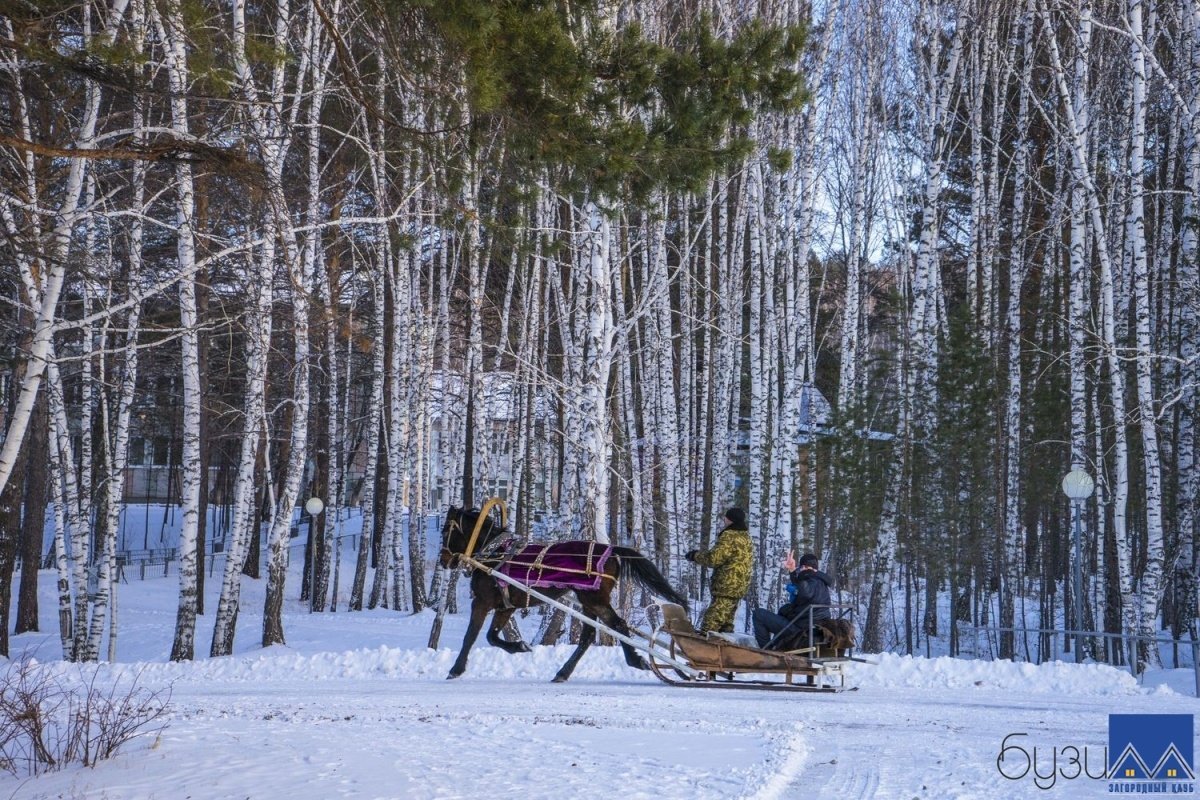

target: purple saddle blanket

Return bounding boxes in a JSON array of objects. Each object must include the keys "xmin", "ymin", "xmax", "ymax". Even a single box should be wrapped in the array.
[{"xmin": 495, "ymin": 541, "xmax": 613, "ymax": 592}]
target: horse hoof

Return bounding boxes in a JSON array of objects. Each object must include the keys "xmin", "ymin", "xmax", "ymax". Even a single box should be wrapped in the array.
[
  {"xmin": 447, "ymin": 671, "xmax": 463, "ymax": 680},
  {"xmin": 551, "ymin": 674, "xmax": 568, "ymax": 683},
  {"xmin": 518, "ymin": 644, "xmax": 533, "ymax": 653}
]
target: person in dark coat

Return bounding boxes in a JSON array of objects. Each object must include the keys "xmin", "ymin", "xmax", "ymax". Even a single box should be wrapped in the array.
[{"xmin": 752, "ymin": 551, "xmax": 832, "ymax": 649}]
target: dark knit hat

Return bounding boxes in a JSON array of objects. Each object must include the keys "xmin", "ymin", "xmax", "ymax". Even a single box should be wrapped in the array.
[
  {"xmin": 723, "ymin": 507, "xmax": 746, "ymax": 528},
  {"xmin": 799, "ymin": 552, "xmax": 819, "ymax": 569}
]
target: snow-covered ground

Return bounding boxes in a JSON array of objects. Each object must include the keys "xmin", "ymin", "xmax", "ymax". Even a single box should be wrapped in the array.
[{"xmin": 2, "ymin": 561, "xmax": 1194, "ymax": 800}]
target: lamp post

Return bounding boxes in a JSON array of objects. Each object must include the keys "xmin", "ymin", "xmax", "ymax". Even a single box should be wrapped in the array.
[
  {"xmin": 1061, "ymin": 467, "xmax": 1094, "ymax": 664},
  {"xmin": 305, "ymin": 496, "xmax": 324, "ymax": 613}
]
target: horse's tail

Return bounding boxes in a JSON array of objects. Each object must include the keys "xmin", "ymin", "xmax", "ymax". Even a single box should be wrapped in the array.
[{"xmin": 611, "ymin": 546, "xmax": 688, "ymax": 612}]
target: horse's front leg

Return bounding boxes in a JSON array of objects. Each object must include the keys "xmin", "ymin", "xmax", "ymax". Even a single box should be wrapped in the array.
[
  {"xmin": 448, "ymin": 600, "xmax": 491, "ymax": 679},
  {"xmin": 486, "ymin": 607, "xmax": 532, "ymax": 654},
  {"xmin": 551, "ymin": 615, "xmax": 597, "ymax": 683}
]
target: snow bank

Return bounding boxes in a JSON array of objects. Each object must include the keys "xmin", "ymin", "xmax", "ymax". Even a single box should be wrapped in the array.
[
  {"xmin": 20, "ymin": 640, "xmax": 1151, "ymax": 700},
  {"xmin": 849, "ymin": 652, "xmax": 1142, "ymax": 696}
]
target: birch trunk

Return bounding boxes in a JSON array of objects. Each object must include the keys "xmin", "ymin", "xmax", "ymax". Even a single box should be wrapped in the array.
[
  {"xmin": 1126, "ymin": 0, "xmax": 1165, "ymax": 663},
  {"xmin": 212, "ymin": 0, "xmax": 299, "ymax": 656},
  {"xmin": 149, "ymin": 0, "xmax": 205, "ymax": 663},
  {"xmin": 578, "ymin": 200, "xmax": 616, "ymax": 543},
  {"xmin": 865, "ymin": 3, "xmax": 965, "ymax": 652},
  {"xmin": 0, "ymin": 1, "xmax": 129, "ymax": 499},
  {"xmin": 1173, "ymin": 0, "xmax": 1200, "ymax": 648},
  {"xmin": 1042, "ymin": 0, "xmax": 1135, "ymax": 647},
  {"xmin": 1000, "ymin": 0, "xmax": 1034, "ymax": 660},
  {"xmin": 263, "ymin": 0, "xmax": 328, "ymax": 646}
]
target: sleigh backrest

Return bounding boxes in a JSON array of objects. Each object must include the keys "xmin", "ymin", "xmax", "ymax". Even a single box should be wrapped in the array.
[{"xmin": 660, "ymin": 602, "xmax": 695, "ymax": 634}]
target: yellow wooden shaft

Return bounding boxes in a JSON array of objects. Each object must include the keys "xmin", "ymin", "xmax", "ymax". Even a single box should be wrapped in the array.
[{"xmin": 462, "ymin": 496, "xmax": 507, "ymax": 560}]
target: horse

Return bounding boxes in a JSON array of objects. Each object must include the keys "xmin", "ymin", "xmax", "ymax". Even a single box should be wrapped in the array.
[{"xmin": 438, "ymin": 505, "xmax": 688, "ymax": 683}]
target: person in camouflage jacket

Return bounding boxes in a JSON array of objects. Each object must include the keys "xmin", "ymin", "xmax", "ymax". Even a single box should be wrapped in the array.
[{"xmin": 686, "ymin": 507, "xmax": 753, "ymax": 633}]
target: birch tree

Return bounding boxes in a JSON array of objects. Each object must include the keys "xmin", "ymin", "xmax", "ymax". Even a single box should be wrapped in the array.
[{"xmin": 864, "ymin": 0, "xmax": 966, "ymax": 652}]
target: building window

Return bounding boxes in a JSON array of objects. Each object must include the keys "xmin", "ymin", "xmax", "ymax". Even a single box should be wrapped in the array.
[
  {"xmin": 484, "ymin": 479, "xmax": 509, "ymax": 501},
  {"xmin": 128, "ymin": 437, "xmax": 146, "ymax": 465}
]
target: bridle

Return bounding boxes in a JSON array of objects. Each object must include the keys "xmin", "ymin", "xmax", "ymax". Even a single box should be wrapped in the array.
[{"xmin": 439, "ymin": 513, "xmax": 465, "ymax": 569}]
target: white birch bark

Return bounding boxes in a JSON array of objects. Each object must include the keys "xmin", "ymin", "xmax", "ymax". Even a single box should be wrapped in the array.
[
  {"xmin": 213, "ymin": 0, "xmax": 301, "ymax": 656},
  {"xmin": 78, "ymin": 175, "xmax": 97, "ymax": 652},
  {"xmin": 0, "ymin": 1, "xmax": 131, "ymax": 499},
  {"xmin": 745, "ymin": 154, "xmax": 776, "ymax": 606},
  {"xmin": 794, "ymin": 0, "xmax": 840, "ymax": 542},
  {"xmin": 646, "ymin": 195, "xmax": 685, "ymax": 559},
  {"xmin": 1042, "ymin": 0, "xmax": 1135, "ymax": 645},
  {"xmin": 1000, "ymin": 0, "xmax": 1034, "ymax": 655},
  {"xmin": 1174, "ymin": 0, "xmax": 1200, "ymax": 641},
  {"xmin": 263, "ymin": 0, "xmax": 331, "ymax": 645},
  {"xmin": 84, "ymin": 6, "xmax": 149, "ymax": 656},
  {"xmin": 577, "ymin": 200, "xmax": 617, "ymax": 543},
  {"xmin": 317, "ymin": 236, "xmax": 344, "ymax": 613},
  {"xmin": 49, "ymin": 449, "xmax": 73, "ymax": 658},
  {"xmin": 351, "ymin": 62, "xmax": 391, "ymax": 612},
  {"xmin": 368, "ymin": 114, "xmax": 404, "ymax": 611},
  {"xmin": 1, "ymin": 0, "xmax": 128, "ymax": 660},
  {"xmin": 352, "ymin": 268, "xmax": 386, "ymax": 611},
  {"xmin": 865, "ymin": 0, "xmax": 965, "ymax": 652},
  {"xmin": 143, "ymin": 0, "xmax": 205, "ymax": 663},
  {"xmin": 45, "ymin": 357, "xmax": 89, "ymax": 660},
  {"xmin": 834, "ymin": 0, "xmax": 884, "ymax": 414},
  {"xmin": 1126, "ymin": 0, "xmax": 1165, "ymax": 662}
]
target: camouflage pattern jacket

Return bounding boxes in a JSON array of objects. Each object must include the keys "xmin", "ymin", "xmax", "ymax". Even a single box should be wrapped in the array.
[{"xmin": 693, "ymin": 526, "xmax": 753, "ymax": 598}]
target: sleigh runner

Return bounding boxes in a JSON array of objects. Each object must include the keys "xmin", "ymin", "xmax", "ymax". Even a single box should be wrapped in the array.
[{"xmin": 437, "ymin": 498, "xmax": 862, "ymax": 692}]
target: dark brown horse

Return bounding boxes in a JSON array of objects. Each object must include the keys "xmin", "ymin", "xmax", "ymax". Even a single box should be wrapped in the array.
[{"xmin": 439, "ymin": 506, "xmax": 688, "ymax": 682}]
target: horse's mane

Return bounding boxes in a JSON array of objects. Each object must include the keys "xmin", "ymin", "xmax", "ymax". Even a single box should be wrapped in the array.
[
  {"xmin": 448, "ymin": 505, "xmax": 506, "ymax": 548},
  {"xmin": 452, "ymin": 506, "xmax": 495, "ymax": 527}
]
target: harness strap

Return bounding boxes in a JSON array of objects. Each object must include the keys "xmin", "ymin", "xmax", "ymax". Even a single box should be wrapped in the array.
[{"xmin": 498, "ymin": 581, "xmax": 514, "ymax": 609}]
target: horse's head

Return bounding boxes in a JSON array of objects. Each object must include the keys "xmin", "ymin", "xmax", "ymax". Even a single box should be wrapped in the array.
[
  {"xmin": 438, "ymin": 506, "xmax": 497, "ymax": 568},
  {"xmin": 439, "ymin": 507, "xmax": 467, "ymax": 568}
]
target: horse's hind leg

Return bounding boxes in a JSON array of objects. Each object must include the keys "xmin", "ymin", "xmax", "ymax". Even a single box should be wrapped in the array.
[
  {"xmin": 448, "ymin": 600, "xmax": 491, "ymax": 679},
  {"xmin": 596, "ymin": 604, "xmax": 650, "ymax": 671},
  {"xmin": 551, "ymin": 617, "xmax": 596, "ymax": 683},
  {"xmin": 486, "ymin": 607, "xmax": 532, "ymax": 654}
]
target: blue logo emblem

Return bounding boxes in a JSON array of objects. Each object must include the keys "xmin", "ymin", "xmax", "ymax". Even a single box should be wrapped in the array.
[{"xmin": 1109, "ymin": 714, "xmax": 1195, "ymax": 793}]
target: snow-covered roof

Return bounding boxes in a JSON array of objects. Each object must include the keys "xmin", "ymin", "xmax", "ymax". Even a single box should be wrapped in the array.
[{"xmin": 798, "ymin": 382, "xmax": 832, "ymax": 429}]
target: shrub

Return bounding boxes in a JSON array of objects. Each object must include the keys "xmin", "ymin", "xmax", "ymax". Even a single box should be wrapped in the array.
[{"xmin": 0, "ymin": 659, "xmax": 170, "ymax": 777}]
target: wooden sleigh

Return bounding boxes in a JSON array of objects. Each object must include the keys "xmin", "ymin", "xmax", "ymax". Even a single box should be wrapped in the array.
[{"xmin": 645, "ymin": 603, "xmax": 861, "ymax": 692}]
